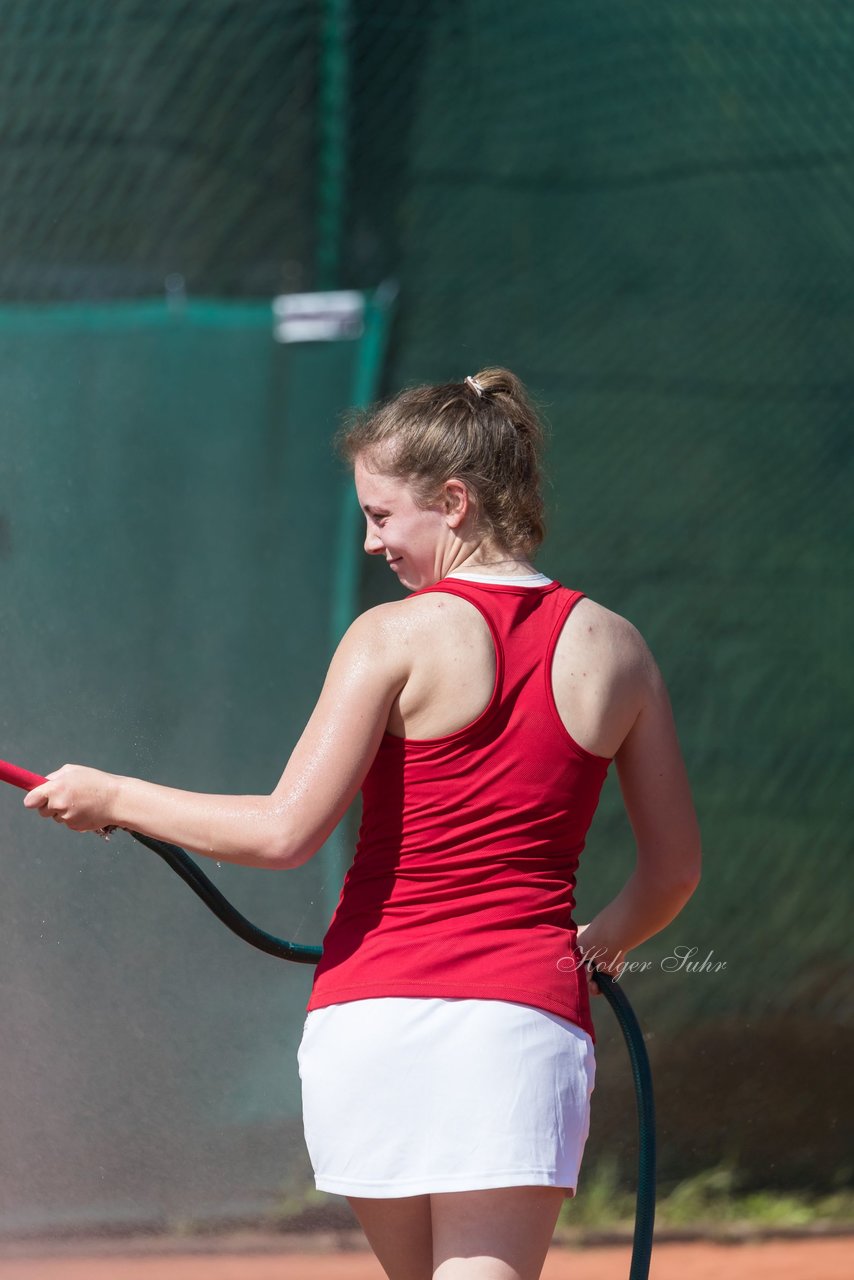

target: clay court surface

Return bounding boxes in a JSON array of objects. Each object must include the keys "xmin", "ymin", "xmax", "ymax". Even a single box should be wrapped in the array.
[{"xmin": 0, "ymin": 1234, "xmax": 851, "ymax": 1280}]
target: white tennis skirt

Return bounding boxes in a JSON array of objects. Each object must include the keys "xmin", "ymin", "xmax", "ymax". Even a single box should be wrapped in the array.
[{"xmin": 297, "ymin": 997, "xmax": 596, "ymax": 1198}]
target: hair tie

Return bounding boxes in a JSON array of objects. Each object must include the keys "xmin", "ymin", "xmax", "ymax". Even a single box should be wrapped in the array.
[{"xmin": 465, "ymin": 375, "xmax": 485, "ymax": 398}]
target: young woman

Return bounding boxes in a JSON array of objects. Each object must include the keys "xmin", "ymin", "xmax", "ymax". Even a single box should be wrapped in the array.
[{"xmin": 24, "ymin": 367, "xmax": 701, "ymax": 1280}]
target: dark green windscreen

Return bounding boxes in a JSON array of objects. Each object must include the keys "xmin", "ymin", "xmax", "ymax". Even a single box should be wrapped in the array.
[{"xmin": 0, "ymin": 0, "xmax": 851, "ymax": 1231}]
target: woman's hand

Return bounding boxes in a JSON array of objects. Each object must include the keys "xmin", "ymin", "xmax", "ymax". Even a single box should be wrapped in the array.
[
  {"xmin": 23, "ymin": 764, "xmax": 120, "ymax": 834},
  {"xmin": 576, "ymin": 922, "xmax": 631, "ymax": 996}
]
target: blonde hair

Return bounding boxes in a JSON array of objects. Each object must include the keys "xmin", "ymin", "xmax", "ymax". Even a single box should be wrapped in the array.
[{"xmin": 337, "ymin": 367, "xmax": 546, "ymax": 555}]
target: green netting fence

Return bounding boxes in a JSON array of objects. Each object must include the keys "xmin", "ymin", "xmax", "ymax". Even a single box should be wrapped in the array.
[{"xmin": 0, "ymin": 0, "xmax": 851, "ymax": 1236}]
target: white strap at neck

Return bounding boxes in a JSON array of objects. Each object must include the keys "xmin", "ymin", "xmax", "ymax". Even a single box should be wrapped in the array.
[{"xmin": 445, "ymin": 570, "xmax": 553, "ymax": 586}]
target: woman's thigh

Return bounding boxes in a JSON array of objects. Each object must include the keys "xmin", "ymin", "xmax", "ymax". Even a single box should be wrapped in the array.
[
  {"xmin": 430, "ymin": 1186, "xmax": 566, "ymax": 1280},
  {"xmin": 347, "ymin": 1186, "xmax": 564, "ymax": 1280},
  {"xmin": 347, "ymin": 1194, "xmax": 433, "ymax": 1280}
]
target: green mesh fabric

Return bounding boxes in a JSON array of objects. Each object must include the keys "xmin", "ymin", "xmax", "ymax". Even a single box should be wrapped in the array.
[
  {"xmin": 0, "ymin": 0, "xmax": 316, "ymax": 298},
  {"xmin": 359, "ymin": 1, "xmax": 854, "ymax": 1195},
  {"xmin": 0, "ymin": 0, "xmax": 850, "ymax": 1230},
  {"xmin": 0, "ymin": 303, "xmax": 368, "ymax": 1233}
]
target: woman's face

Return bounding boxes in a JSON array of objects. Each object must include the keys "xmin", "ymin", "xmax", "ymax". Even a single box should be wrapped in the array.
[{"xmin": 354, "ymin": 455, "xmax": 457, "ymax": 591}]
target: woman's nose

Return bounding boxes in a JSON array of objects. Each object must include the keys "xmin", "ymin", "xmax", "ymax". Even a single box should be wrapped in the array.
[{"xmin": 364, "ymin": 527, "xmax": 385, "ymax": 555}]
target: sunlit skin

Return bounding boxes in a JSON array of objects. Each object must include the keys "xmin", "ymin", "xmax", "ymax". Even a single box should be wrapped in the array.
[{"xmin": 21, "ymin": 449, "xmax": 701, "ymax": 1279}]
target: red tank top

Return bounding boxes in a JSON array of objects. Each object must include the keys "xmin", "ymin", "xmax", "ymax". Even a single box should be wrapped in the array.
[{"xmin": 306, "ymin": 578, "xmax": 612, "ymax": 1041}]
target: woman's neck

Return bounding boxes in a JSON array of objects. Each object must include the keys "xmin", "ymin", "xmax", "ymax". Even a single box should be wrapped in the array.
[{"xmin": 448, "ymin": 552, "xmax": 539, "ymax": 579}]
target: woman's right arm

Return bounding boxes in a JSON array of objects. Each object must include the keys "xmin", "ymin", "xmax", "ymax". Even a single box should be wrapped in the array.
[
  {"xmin": 23, "ymin": 603, "xmax": 411, "ymax": 868},
  {"xmin": 577, "ymin": 633, "xmax": 702, "ymax": 980}
]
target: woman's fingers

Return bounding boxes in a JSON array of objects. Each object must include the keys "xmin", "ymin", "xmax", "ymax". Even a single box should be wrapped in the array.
[
  {"xmin": 22, "ymin": 783, "xmax": 51, "ymax": 811},
  {"xmin": 20, "ymin": 765, "xmax": 114, "ymax": 831},
  {"xmin": 23, "ymin": 780, "xmax": 68, "ymax": 822}
]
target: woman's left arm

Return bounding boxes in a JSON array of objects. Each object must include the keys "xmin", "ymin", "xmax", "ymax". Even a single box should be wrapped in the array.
[{"xmin": 23, "ymin": 606, "xmax": 409, "ymax": 869}]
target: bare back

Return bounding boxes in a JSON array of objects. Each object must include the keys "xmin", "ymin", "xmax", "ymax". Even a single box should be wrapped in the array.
[{"xmin": 385, "ymin": 590, "xmax": 649, "ymax": 759}]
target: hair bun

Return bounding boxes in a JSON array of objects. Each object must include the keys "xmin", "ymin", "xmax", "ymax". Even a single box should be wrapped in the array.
[{"xmin": 470, "ymin": 367, "xmax": 525, "ymax": 401}]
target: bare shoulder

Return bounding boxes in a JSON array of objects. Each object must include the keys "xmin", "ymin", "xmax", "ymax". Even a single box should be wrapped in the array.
[
  {"xmin": 347, "ymin": 594, "xmax": 495, "ymax": 741},
  {"xmin": 342, "ymin": 599, "xmax": 415, "ymax": 661},
  {"xmin": 350, "ymin": 592, "xmax": 474, "ymax": 640},
  {"xmin": 342, "ymin": 594, "xmax": 482, "ymax": 677},
  {"xmin": 329, "ymin": 602, "xmax": 413, "ymax": 685},
  {"xmin": 361, "ymin": 591, "xmax": 487, "ymax": 640},
  {"xmin": 561, "ymin": 597, "xmax": 658, "ymax": 684},
  {"xmin": 552, "ymin": 596, "xmax": 662, "ymax": 758}
]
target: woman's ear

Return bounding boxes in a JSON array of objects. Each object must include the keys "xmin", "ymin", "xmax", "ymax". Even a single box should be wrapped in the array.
[{"xmin": 442, "ymin": 478, "xmax": 471, "ymax": 528}]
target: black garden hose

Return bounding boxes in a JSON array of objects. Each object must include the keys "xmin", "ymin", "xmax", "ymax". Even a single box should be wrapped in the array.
[
  {"xmin": 130, "ymin": 831, "xmax": 322, "ymax": 965},
  {"xmin": 590, "ymin": 968, "xmax": 656, "ymax": 1280}
]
